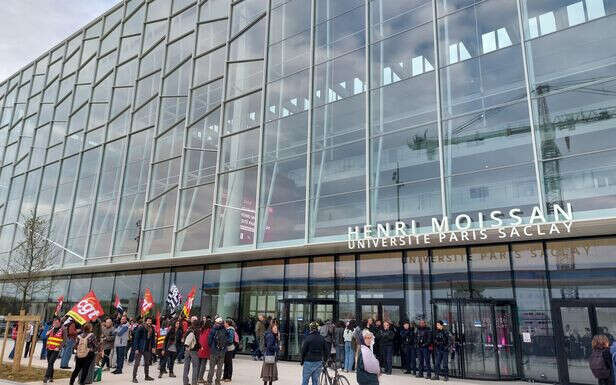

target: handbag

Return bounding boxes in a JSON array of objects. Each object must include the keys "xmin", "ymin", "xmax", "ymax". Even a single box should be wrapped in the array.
[{"xmin": 264, "ymin": 355, "xmax": 276, "ymax": 364}]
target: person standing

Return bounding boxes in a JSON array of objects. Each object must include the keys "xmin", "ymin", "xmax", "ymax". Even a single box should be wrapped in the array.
[
  {"xmin": 23, "ymin": 322, "xmax": 34, "ymax": 358},
  {"xmin": 334, "ymin": 321, "xmax": 345, "ymax": 369},
  {"xmin": 100, "ymin": 318, "xmax": 114, "ymax": 371},
  {"xmin": 112, "ymin": 315, "xmax": 129, "ymax": 375},
  {"xmin": 222, "ymin": 319, "xmax": 236, "ymax": 382},
  {"xmin": 60, "ymin": 319, "xmax": 80, "ymax": 369},
  {"xmin": 183, "ymin": 319, "xmax": 201, "ymax": 385},
  {"xmin": 207, "ymin": 317, "xmax": 228, "ymax": 385},
  {"xmin": 416, "ymin": 320, "xmax": 433, "ymax": 379},
  {"xmin": 356, "ymin": 330, "xmax": 380, "ymax": 385},
  {"xmin": 163, "ymin": 320, "xmax": 180, "ymax": 378},
  {"xmin": 343, "ymin": 321, "xmax": 355, "ymax": 372},
  {"xmin": 132, "ymin": 317, "xmax": 156, "ymax": 383},
  {"xmin": 40, "ymin": 320, "xmax": 52, "ymax": 360},
  {"xmin": 69, "ymin": 323, "xmax": 98, "ymax": 385},
  {"xmin": 399, "ymin": 321, "xmax": 416, "ymax": 375},
  {"xmin": 43, "ymin": 318, "xmax": 66, "ymax": 384},
  {"xmin": 590, "ymin": 335, "xmax": 614, "ymax": 385},
  {"xmin": 254, "ymin": 314, "xmax": 266, "ymax": 361},
  {"xmin": 157, "ymin": 320, "xmax": 170, "ymax": 378},
  {"xmin": 197, "ymin": 320, "xmax": 212, "ymax": 383},
  {"xmin": 260, "ymin": 324, "xmax": 280, "ymax": 385},
  {"xmin": 433, "ymin": 321, "xmax": 452, "ymax": 381},
  {"xmin": 301, "ymin": 322, "xmax": 327, "ymax": 385},
  {"xmin": 379, "ymin": 321, "xmax": 395, "ymax": 375}
]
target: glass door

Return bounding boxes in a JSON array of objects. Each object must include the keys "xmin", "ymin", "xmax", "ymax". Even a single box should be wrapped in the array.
[
  {"xmin": 356, "ymin": 299, "xmax": 405, "ymax": 367},
  {"xmin": 462, "ymin": 302, "xmax": 498, "ymax": 378},
  {"xmin": 433, "ymin": 300, "xmax": 463, "ymax": 377},
  {"xmin": 552, "ymin": 300, "xmax": 616, "ymax": 385}
]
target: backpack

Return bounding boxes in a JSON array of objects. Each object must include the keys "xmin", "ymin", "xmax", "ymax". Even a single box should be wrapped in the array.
[
  {"xmin": 214, "ymin": 328, "xmax": 227, "ymax": 351},
  {"xmin": 589, "ymin": 349, "xmax": 611, "ymax": 379},
  {"xmin": 76, "ymin": 333, "xmax": 92, "ymax": 358},
  {"xmin": 190, "ymin": 330, "xmax": 201, "ymax": 352}
]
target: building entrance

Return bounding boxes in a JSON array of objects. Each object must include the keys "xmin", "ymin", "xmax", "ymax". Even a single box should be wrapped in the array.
[
  {"xmin": 552, "ymin": 299, "xmax": 616, "ymax": 385},
  {"xmin": 432, "ymin": 299, "xmax": 521, "ymax": 380},
  {"xmin": 356, "ymin": 299, "xmax": 405, "ymax": 366},
  {"xmin": 277, "ymin": 299, "xmax": 337, "ymax": 361}
]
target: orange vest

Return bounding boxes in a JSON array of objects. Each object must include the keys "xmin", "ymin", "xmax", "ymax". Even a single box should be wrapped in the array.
[
  {"xmin": 47, "ymin": 328, "xmax": 64, "ymax": 351},
  {"xmin": 157, "ymin": 327, "xmax": 168, "ymax": 350}
]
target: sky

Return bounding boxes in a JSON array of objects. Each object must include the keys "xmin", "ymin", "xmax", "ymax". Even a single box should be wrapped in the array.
[{"xmin": 0, "ymin": 0, "xmax": 122, "ymax": 82}]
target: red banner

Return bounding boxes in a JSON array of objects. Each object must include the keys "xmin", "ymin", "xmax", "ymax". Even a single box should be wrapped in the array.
[
  {"xmin": 182, "ymin": 286, "xmax": 196, "ymax": 318},
  {"xmin": 141, "ymin": 288, "xmax": 154, "ymax": 316},
  {"xmin": 155, "ymin": 311, "xmax": 161, "ymax": 334},
  {"xmin": 66, "ymin": 291, "xmax": 104, "ymax": 325},
  {"xmin": 54, "ymin": 295, "xmax": 64, "ymax": 316}
]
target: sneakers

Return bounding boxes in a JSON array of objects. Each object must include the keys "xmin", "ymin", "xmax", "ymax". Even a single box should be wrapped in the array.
[
  {"xmin": 169, "ymin": 373, "xmax": 176, "ymax": 378},
  {"xmin": 144, "ymin": 376, "xmax": 155, "ymax": 381},
  {"xmin": 132, "ymin": 379, "xmax": 138, "ymax": 384},
  {"xmin": 43, "ymin": 378, "xmax": 48, "ymax": 384},
  {"xmin": 158, "ymin": 373, "xmax": 163, "ymax": 379}
]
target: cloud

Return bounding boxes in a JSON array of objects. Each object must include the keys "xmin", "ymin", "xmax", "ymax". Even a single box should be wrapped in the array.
[{"xmin": 0, "ymin": 0, "xmax": 122, "ymax": 82}]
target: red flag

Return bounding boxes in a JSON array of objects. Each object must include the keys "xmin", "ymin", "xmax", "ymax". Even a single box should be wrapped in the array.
[
  {"xmin": 141, "ymin": 288, "xmax": 154, "ymax": 316},
  {"xmin": 54, "ymin": 296, "xmax": 64, "ymax": 316},
  {"xmin": 66, "ymin": 291, "xmax": 105, "ymax": 325},
  {"xmin": 114, "ymin": 294, "xmax": 124, "ymax": 314},
  {"xmin": 182, "ymin": 287, "xmax": 196, "ymax": 318},
  {"xmin": 155, "ymin": 311, "xmax": 161, "ymax": 334}
]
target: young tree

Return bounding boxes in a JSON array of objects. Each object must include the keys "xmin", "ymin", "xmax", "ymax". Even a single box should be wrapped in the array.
[{"xmin": 0, "ymin": 211, "xmax": 60, "ymax": 311}]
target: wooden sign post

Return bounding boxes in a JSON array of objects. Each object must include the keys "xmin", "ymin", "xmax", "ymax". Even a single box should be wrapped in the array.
[{"xmin": 0, "ymin": 310, "xmax": 41, "ymax": 373}]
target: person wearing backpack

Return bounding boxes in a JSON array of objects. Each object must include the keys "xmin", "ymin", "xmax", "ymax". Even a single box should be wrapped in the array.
[
  {"xmin": 69, "ymin": 323, "xmax": 99, "ymax": 385},
  {"xmin": 590, "ymin": 335, "xmax": 614, "ymax": 385},
  {"xmin": 183, "ymin": 318, "xmax": 202, "ymax": 385},
  {"xmin": 207, "ymin": 318, "xmax": 227, "ymax": 385}
]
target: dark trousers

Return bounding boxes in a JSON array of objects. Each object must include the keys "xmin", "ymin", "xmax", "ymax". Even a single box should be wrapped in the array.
[
  {"xmin": 70, "ymin": 352, "xmax": 95, "ymax": 385},
  {"xmin": 45, "ymin": 349, "xmax": 60, "ymax": 380},
  {"xmin": 405, "ymin": 346, "xmax": 417, "ymax": 372},
  {"xmin": 24, "ymin": 340, "xmax": 32, "ymax": 357},
  {"xmin": 158, "ymin": 352, "xmax": 167, "ymax": 373},
  {"xmin": 166, "ymin": 351, "xmax": 177, "ymax": 373},
  {"xmin": 115, "ymin": 346, "xmax": 126, "ymax": 372},
  {"xmin": 101, "ymin": 348, "xmax": 111, "ymax": 368},
  {"xmin": 41, "ymin": 339, "xmax": 48, "ymax": 359},
  {"xmin": 128, "ymin": 345, "xmax": 135, "ymax": 362},
  {"xmin": 223, "ymin": 350, "xmax": 233, "ymax": 379},
  {"xmin": 133, "ymin": 350, "xmax": 152, "ymax": 379},
  {"xmin": 382, "ymin": 345, "xmax": 393, "ymax": 374},
  {"xmin": 434, "ymin": 349, "xmax": 449, "ymax": 377},
  {"xmin": 418, "ymin": 347, "xmax": 431, "ymax": 376}
]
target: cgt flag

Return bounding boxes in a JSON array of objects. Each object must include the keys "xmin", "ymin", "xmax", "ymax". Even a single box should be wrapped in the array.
[
  {"xmin": 182, "ymin": 286, "xmax": 196, "ymax": 318},
  {"xmin": 141, "ymin": 288, "xmax": 154, "ymax": 316},
  {"xmin": 66, "ymin": 291, "xmax": 105, "ymax": 325},
  {"xmin": 54, "ymin": 295, "xmax": 64, "ymax": 316}
]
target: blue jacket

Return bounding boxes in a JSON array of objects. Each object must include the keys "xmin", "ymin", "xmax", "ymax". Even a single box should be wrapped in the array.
[
  {"xmin": 208, "ymin": 324, "xmax": 228, "ymax": 354},
  {"xmin": 264, "ymin": 331, "xmax": 279, "ymax": 356},
  {"xmin": 133, "ymin": 324, "xmax": 155, "ymax": 352}
]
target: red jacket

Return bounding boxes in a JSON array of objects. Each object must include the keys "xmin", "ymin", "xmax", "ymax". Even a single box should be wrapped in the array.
[{"xmin": 198, "ymin": 328, "xmax": 210, "ymax": 359}]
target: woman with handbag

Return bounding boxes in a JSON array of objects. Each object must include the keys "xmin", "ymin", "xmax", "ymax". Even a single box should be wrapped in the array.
[{"xmin": 260, "ymin": 324, "xmax": 280, "ymax": 385}]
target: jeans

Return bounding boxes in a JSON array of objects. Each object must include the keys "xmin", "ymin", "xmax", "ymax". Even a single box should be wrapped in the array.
[
  {"xmin": 382, "ymin": 345, "xmax": 393, "ymax": 374},
  {"xmin": 45, "ymin": 349, "xmax": 60, "ymax": 380},
  {"xmin": 434, "ymin": 349, "xmax": 449, "ymax": 377},
  {"xmin": 344, "ymin": 341, "xmax": 354, "ymax": 371},
  {"xmin": 8, "ymin": 342, "xmax": 14, "ymax": 359},
  {"xmin": 166, "ymin": 351, "xmax": 177, "ymax": 373},
  {"xmin": 132, "ymin": 350, "xmax": 152, "ymax": 380},
  {"xmin": 183, "ymin": 350, "xmax": 199, "ymax": 385},
  {"xmin": 41, "ymin": 339, "xmax": 48, "ymax": 360},
  {"xmin": 417, "ymin": 347, "xmax": 431, "ymax": 376},
  {"xmin": 198, "ymin": 358, "xmax": 208, "ymax": 380},
  {"xmin": 207, "ymin": 352, "xmax": 225, "ymax": 384},
  {"xmin": 61, "ymin": 338, "xmax": 75, "ymax": 367},
  {"xmin": 177, "ymin": 343, "xmax": 185, "ymax": 361},
  {"xmin": 115, "ymin": 346, "xmax": 126, "ymax": 372},
  {"xmin": 101, "ymin": 348, "xmax": 111, "ymax": 368},
  {"xmin": 302, "ymin": 361, "xmax": 322, "ymax": 385},
  {"xmin": 405, "ymin": 346, "xmax": 417, "ymax": 372},
  {"xmin": 223, "ymin": 350, "xmax": 233, "ymax": 380},
  {"xmin": 336, "ymin": 344, "xmax": 345, "ymax": 367},
  {"xmin": 70, "ymin": 352, "xmax": 94, "ymax": 385}
]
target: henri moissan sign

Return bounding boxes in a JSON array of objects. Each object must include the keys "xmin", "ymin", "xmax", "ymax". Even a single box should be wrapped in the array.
[{"xmin": 347, "ymin": 203, "xmax": 574, "ymax": 250}]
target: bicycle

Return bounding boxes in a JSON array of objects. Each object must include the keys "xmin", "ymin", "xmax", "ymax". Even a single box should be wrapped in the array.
[{"xmin": 319, "ymin": 358, "xmax": 350, "ymax": 385}]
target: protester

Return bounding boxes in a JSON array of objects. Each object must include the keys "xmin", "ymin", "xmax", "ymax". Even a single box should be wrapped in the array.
[
  {"xmin": 379, "ymin": 321, "xmax": 395, "ymax": 375},
  {"xmin": 112, "ymin": 315, "xmax": 129, "ymax": 375},
  {"xmin": 132, "ymin": 317, "xmax": 156, "ymax": 383},
  {"xmin": 334, "ymin": 321, "xmax": 345, "ymax": 369},
  {"xmin": 400, "ymin": 321, "xmax": 416, "ymax": 375},
  {"xmin": 163, "ymin": 320, "xmax": 180, "ymax": 378},
  {"xmin": 416, "ymin": 319, "xmax": 433, "ymax": 379},
  {"xmin": 128, "ymin": 319, "xmax": 136, "ymax": 363},
  {"xmin": 197, "ymin": 320, "xmax": 212, "ymax": 383},
  {"xmin": 207, "ymin": 317, "xmax": 227, "ymax": 385},
  {"xmin": 356, "ymin": 330, "xmax": 380, "ymax": 385},
  {"xmin": 100, "ymin": 318, "xmax": 114, "ymax": 371},
  {"xmin": 590, "ymin": 334, "xmax": 614, "ymax": 385},
  {"xmin": 43, "ymin": 318, "xmax": 66, "ymax": 384},
  {"xmin": 301, "ymin": 321, "xmax": 327, "ymax": 385},
  {"xmin": 60, "ymin": 318, "xmax": 80, "ymax": 369},
  {"xmin": 222, "ymin": 318, "xmax": 237, "ymax": 382},
  {"xmin": 8, "ymin": 323, "xmax": 16, "ymax": 359},
  {"xmin": 261, "ymin": 323, "xmax": 280, "ymax": 385},
  {"xmin": 433, "ymin": 320, "xmax": 452, "ymax": 381},
  {"xmin": 343, "ymin": 321, "xmax": 355, "ymax": 372},
  {"xmin": 40, "ymin": 320, "xmax": 52, "ymax": 360},
  {"xmin": 183, "ymin": 318, "xmax": 201, "ymax": 385},
  {"xmin": 157, "ymin": 320, "xmax": 170, "ymax": 378},
  {"xmin": 69, "ymin": 323, "xmax": 98, "ymax": 385}
]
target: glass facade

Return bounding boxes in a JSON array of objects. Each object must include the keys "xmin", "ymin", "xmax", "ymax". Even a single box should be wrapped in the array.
[{"xmin": 1, "ymin": 0, "xmax": 616, "ymax": 383}]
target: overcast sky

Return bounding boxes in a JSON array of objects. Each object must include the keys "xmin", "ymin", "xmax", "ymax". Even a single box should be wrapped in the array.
[{"xmin": 0, "ymin": 0, "xmax": 121, "ymax": 82}]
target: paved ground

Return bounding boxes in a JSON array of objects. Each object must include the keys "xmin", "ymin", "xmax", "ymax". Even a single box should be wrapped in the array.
[{"xmin": 1, "ymin": 341, "xmax": 529, "ymax": 385}]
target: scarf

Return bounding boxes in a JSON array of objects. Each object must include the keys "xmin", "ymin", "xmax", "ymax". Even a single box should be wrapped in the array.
[{"xmin": 361, "ymin": 344, "xmax": 380, "ymax": 374}]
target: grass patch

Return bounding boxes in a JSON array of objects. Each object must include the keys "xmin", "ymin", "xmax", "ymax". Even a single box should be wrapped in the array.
[{"xmin": 0, "ymin": 363, "xmax": 72, "ymax": 382}]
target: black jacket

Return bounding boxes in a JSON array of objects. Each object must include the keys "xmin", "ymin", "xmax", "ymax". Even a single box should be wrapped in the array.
[
  {"xmin": 334, "ymin": 327, "xmax": 345, "ymax": 346},
  {"xmin": 301, "ymin": 331, "xmax": 327, "ymax": 364},
  {"xmin": 400, "ymin": 328, "xmax": 415, "ymax": 347},
  {"xmin": 416, "ymin": 326, "xmax": 432, "ymax": 348},
  {"xmin": 379, "ymin": 329, "xmax": 395, "ymax": 347},
  {"xmin": 434, "ymin": 329, "xmax": 452, "ymax": 350},
  {"xmin": 356, "ymin": 349, "xmax": 379, "ymax": 385}
]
